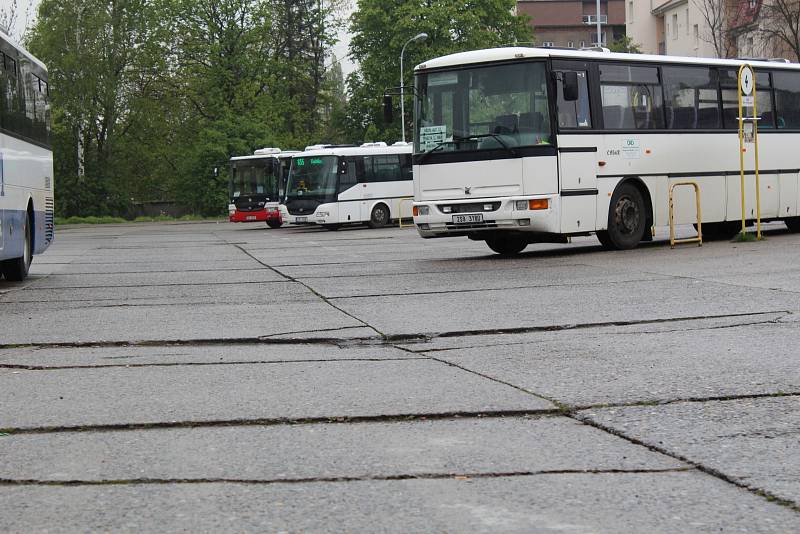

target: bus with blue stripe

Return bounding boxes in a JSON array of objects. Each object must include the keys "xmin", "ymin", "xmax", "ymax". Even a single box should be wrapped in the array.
[{"xmin": 0, "ymin": 30, "xmax": 53, "ymax": 281}]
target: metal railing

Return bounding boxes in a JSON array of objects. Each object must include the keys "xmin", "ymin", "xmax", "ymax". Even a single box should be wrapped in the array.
[
  {"xmin": 669, "ymin": 181, "xmax": 703, "ymax": 248},
  {"xmin": 398, "ymin": 197, "xmax": 415, "ymax": 228}
]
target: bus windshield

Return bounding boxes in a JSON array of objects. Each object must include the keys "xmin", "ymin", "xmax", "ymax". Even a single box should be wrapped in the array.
[
  {"xmin": 415, "ymin": 62, "xmax": 552, "ymax": 154},
  {"xmin": 230, "ymin": 160, "xmax": 279, "ymax": 200},
  {"xmin": 285, "ymin": 156, "xmax": 338, "ymax": 202}
]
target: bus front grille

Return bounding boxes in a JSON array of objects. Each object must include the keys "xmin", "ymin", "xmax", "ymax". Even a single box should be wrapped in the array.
[{"xmin": 445, "ymin": 221, "xmax": 498, "ymax": 230}]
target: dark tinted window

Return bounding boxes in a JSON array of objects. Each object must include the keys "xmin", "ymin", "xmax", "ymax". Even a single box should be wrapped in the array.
[
  {"xmin": 773, "ymin": 70, "xmax": 800, "ymax": 129},
  {"xmin": 338, "ymin": 157, "xmax": 358, "ymax": 192},
  {"xmin": 362, "ymin": 155, "xmax": 402, "ymax": 183},
  {"xmin": 719, "ymin": 69, "xmax": 772, "ymax": 129},
  {"xmin": 0, "ymin": 48, "xmax": 49, "ymax": 145},
  {"xmin": 662, "ymin": 67, "xmax": 720, "ymax": 129}
]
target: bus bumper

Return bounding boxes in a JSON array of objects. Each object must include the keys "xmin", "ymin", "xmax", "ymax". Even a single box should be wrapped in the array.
[
  {"xmin": 229, "ymin": 208, "xmax": 282, "ymax": 223},
  {"xmin": 412, "ymin": 196, "xmax": 559, "ymax": 238}
]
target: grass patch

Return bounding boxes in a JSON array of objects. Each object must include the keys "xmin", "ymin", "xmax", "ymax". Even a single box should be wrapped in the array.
[{"xmin": 733, "ymin": 231, "xmax": 759, "ymax": 242}]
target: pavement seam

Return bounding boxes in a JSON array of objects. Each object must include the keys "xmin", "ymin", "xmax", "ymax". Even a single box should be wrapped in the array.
[
  {"xmin": 325, "ymin": 277, "xmax": 669, "ymax": 300},
  {"xmin": 1, "ymin": 311, "xmax": 788, "ymax": 351},
  {"xmin": 0, "ymin": 468, "xmax": 697, "ymax": 487},
  {"xmin": 230, "ymin": 243, "xmax": 387, "ymax": 338},
  {"xmin": 572, "ymin": 412, "xmax": 800, "ymax": 513},
  {"xmin": 0, "ymin": 356, "xmax": 428, "ymax": 371},
  {"xmin": 0, "ymin": 410, "xmax": 564, "ymax": 436},
  {"xmin": 571, "ymin": 391, "xmax": 800, "ymax": 412}
]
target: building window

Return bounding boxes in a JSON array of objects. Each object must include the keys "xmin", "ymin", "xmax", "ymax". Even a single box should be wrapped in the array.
[
  {"xmin": 580, "ymin": 41, "xmax": 586, "ymax": 48},
  {"xmin": 567, "ymin": 41, "xmax": 574, "ymax": 48},
  {"xmin": 542, "ymin": 41, "xmax": 554, "ymax": 48},
  {"xmin": 686, "ymin": 9, "xmax": 690, "ymax": 35},
  {"xmin": 672, "ymin": 14, "xmax": 678, "ymax": 39},
  {"xmin": 628, "ymin": 1, "xmax": 634, "ymax": 22},
  {"xmin": 693, "ymin": 24, "xmax": 699, "ymax": 48}
]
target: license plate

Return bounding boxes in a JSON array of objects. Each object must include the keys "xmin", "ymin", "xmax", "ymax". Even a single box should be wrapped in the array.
[
  {"xmin": 452, "ymin": 214, "xmax": 483, "ymax": 224},
  {"xmin": 296, "ymin": 216, "xmax": 308, "ymax": 223},
  {"xmin": 246, "ymin": 215, "xmax": 257, "ymax": 221}
]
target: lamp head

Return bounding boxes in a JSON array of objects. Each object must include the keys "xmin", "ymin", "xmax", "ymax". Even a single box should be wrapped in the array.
[{"xmin": 413, "ymin": 33, "xmax": 428, "ymax": 43}]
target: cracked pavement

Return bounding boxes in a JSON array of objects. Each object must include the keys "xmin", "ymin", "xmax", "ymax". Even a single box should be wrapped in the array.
[{"xmin": 1, "ymin": 221, "xmax": 800, "ymax": 532}]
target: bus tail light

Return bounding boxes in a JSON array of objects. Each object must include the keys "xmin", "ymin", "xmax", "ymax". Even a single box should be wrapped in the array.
[{"xmin": 529, "ymin": 199, "xmax": 549, "ymax": 210}]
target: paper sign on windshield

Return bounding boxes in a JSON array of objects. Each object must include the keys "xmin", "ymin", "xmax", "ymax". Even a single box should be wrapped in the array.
[{"xmin": 420, "ymin": 125, "xmax": 447, "ymax": 151}]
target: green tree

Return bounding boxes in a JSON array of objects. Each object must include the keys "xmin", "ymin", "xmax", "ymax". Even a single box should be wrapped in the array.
[
  {"xmin": 608, "ymin": 35, "xmax": 642, "ymax": 54},
  {"xmin": 341, "ymin": 0, "xmax": 533, "ymax": 142}
]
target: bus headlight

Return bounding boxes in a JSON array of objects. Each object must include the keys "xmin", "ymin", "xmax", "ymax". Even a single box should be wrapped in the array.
[
  {"xmin": 414, "ymin": 206, "xmax": 430, "ymax": 216},
  {"xmin": 316, "ymin": 211, "xmax": 329, "ymax": 217},
  {"xmin": 515, "ymin": 200, "xmax": 528, "ymax": 210}
]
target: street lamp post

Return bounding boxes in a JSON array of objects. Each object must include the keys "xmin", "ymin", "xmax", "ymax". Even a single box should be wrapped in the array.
[{"xmin": 400, "ymin": 33, "xmax": 428, "ymax": 143}]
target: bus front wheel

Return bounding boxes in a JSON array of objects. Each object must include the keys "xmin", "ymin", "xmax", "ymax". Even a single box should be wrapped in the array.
[
  {"xmin": 368, "ymin": 204, "xmax": 390, "ymax": 228},
  {"xmin": 486, "ymin": 235, "xmax": 528, "ymax": 256},
  {"xmin": 602, "ymin": 183, "xmax": 646, "ymax": 250},
  {"xmin": 2, "ymin": 213, "xmax": 32, "ymax": 281}
]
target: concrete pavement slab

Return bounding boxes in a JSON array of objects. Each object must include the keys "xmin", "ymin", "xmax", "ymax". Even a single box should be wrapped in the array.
[
  {"xmin": 332, "ymin": 278, "xmax": 797, "ymax": 337},
  {"xmin": 0, "ymin": 300, "xmax": 362, "ymax": 345},
  {"xmin": 23, "ymin": 268, "xmax": 286, "ymax": 289},
  {"xmin": 581, "ymin": 396, "xmax": 800, "ymax": 504},
  {"xmin": 0, "ymin": 343, "xmax": 407, "ymax": 368},
  {"xmin": 0, "ymin": 416, "xmax": 683, "ymax": 481},
  {"xmin": 429, "ymin": 322, "xmax": 800, "ymax": 407},
  {"xmin": 0, "ymin": 359, "xmax": 553, "ymax": 429},
  {"xmin": 0, "ymin": 281, "xmax": 312, "ymax": 307},
  {"xmin": 2, "ymin": 471, "xmax": 798, "ymax": 533}
]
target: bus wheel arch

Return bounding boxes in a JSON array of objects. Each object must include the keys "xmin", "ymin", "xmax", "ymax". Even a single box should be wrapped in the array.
[
  {"xmin": 368, "ymin": 202, "xmax": 391, "ymax": 228},
  {"xmin": 598, "ymin": 178, "xmax": 652, "ymax": 250},
  {"xmin": 1, "ymin": 200, "xmax": 34, "ymax": 281}
]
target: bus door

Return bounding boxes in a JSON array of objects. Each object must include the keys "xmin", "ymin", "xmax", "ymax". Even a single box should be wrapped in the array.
[
  {"xmin": 553, "ymin": 61, "xmax": 598, "ymax": 233},
  {"xmin": 337, "ymin": 157, "xmax": 361, "ymax": 223}
]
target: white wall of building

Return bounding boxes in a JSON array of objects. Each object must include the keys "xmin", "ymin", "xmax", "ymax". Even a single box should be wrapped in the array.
[{"xmin": 627, "ymin": 0, "xmax": 720, "ymax": 58}]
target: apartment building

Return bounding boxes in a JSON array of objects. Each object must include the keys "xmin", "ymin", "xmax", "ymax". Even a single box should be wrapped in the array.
[
  {"xmin": 626, "ymin": 0, "xmax": 720, "ymax": 57},
  {"xmin": 517, "ymin": 0, "xmax": 626, "ymax": 48}
]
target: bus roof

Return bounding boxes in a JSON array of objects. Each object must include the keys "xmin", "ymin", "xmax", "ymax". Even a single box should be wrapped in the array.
[
  {"xmin": 0, "ymin": 28, "xmax": 47, "ymax": 71},
  {"xmin": 414, "ymin": 46, "xmax": 800, "ymax": 73},
  {"xmin": 230, "ymin": 149, "xmax": 300, "ymax": 162},
  {"xmin": 295, "ymin": 142, "xmax": 412, "ymax": 159}
]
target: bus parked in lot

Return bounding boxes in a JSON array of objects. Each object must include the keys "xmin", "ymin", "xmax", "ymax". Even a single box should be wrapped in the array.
[
  {"xmin": 229, "ymin": 148, "xmax": 298, "ymax": 228},
  {"xmin": 0, "ymin": 30, "xmax": 53, "ymax": 281},
  {"xmin": 409, "ymin": 47, "xmax": 800, "ymax": 254},
  {"xmin": 281, "ymin": 142, "xmax": 413, "ymax": 229}
]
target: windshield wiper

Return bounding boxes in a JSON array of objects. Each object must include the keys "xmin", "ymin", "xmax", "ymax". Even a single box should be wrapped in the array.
[
  {"xmin": 454, "ymin": 133, "xmax": 518, "ymax": 157},
  {"xmin": 417, "ymin": 140, "xmax": 457, "ymax": 163}
]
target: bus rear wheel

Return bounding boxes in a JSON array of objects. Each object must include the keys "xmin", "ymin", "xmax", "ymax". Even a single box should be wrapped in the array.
[
  {"xmin": 266, "ymin": 220, "xmax": 282, "ymax": 229},
  {"xmin": 368, "ymin": 204, "xmax": 390, "ymax": 228},
  {"xmin": 697, "ymin": 221, "xmax": 739, "ymax": 240},
  {"xmin": 486, "ymin": 235, "xmax": 528, "ymax": 256},
  {"xmin": 785, "ymin": 218, "xmax": 800, "ymax": 232},
  {"xmin": 2, "ymin": 213, "xmax": 32, "ymax": 281},
  {"xmin": 603, "ymin": 183, "xmax": 646, "ymax": 250}
]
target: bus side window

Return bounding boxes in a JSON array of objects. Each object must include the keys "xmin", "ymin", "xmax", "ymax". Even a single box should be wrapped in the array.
[
  {"xmin": 599, "ymin": 63, "xmax": 663, "ymax": 130},
  {"xmin": 372, "ymin": 155, "xmax": 401, "ymax": 182},
  {"xmin": 556, "ymin": 70, "xmax": 591, "ymax": 129},
  {"xmin": 773, "ymin": 70, "xmax": 800, "ymax": 129},
  {"xmin": 400, "ymin": 154, "xmax": 412, "ymax": 180},
  {"xmin": 360, "ymin": 156, "xmax": 374, "ymax": 183}
]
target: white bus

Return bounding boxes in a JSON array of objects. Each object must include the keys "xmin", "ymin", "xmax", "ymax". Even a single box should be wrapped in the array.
[
  {"xmin": 228, "ymin": 148, "xmax": 299, "ymax": 228},
  {"xmin": 281, "ymin": 142, "xmax": 413, "ymax": 229},
  {"xmin": 408, "ymin": 47, "xmax": 800, "ymax": 254},
  {"xmin": 0, "ymin": 31, "xmax": 53, "ymax": 280}
]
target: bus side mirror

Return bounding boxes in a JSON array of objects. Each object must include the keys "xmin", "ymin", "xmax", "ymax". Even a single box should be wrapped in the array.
[
  {"xmin": 562, "ymin": 72, "xmax": 579, "ymax": 102},
  {"xmin": 383, "ymin": 95, "xmax": 394, "ymax": 124}
]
